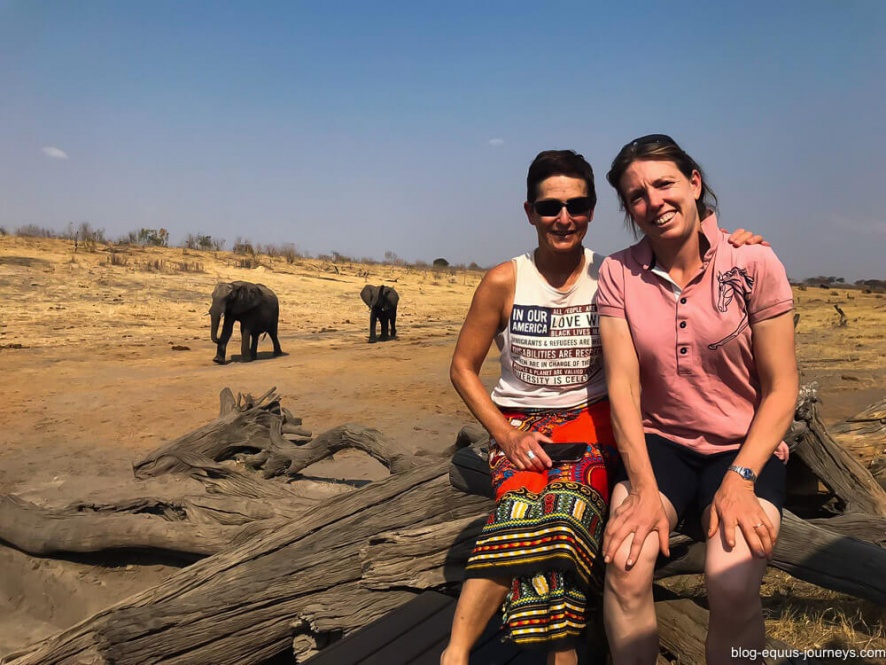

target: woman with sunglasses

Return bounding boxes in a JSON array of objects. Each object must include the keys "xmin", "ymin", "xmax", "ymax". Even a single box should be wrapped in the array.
[
  {"xmin": 596, "ymin": 135, "xmax": 797, "ymax": 664},
  {"xmin": 442, "ymin": 150, "xmax": 763, "ymax": 665}
]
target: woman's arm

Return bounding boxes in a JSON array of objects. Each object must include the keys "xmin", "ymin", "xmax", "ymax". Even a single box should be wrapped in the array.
[
  {"xmin": 449, "ymin": 262, "xmax": 552, "ymax": 471},
  {"xmin": 600, "ymin": 315, "xmax": 672, "ymax": 566},
  {"xmin": 706, "ymin": 310, "xmax": 799, "ymax": 556}
]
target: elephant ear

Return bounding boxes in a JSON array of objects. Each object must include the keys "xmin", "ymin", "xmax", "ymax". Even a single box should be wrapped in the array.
[
  {"xmin": 212, "ymin": 282, "xmax": 235, "ymax": 301},
  {"xmin": 360, "ymin": 285, "xmax": 377, "ymax": 308},
  {"xmin": 385, "ymin": 287, "xmax": 399, "ymax": 308}
]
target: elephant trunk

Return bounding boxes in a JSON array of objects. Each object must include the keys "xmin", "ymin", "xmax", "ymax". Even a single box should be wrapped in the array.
[{"xmin": 210, "ymin": 308, "xmax": 223, "ymax": 343}]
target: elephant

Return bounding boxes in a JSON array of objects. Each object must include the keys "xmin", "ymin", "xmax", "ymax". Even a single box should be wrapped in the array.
[
  {"xmin": 360, "ymin": 284, "xmax": 399, "ymax": 343},
  {"xmin": 209, "ymin": 281, "xmax": 283, "ymax": 364}
]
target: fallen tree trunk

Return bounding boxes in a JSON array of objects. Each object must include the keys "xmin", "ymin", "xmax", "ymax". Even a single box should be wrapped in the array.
[
  {"xmin": 0, "ymin": 495, "xmax": 234, "ymax": 557},
  {"xmin": 2, "ymin": 462, "xmax": 491, "ymax": 665},
  {"xmin": 789, "ymin": 395, "xmax": 886, "ymax": 516}
]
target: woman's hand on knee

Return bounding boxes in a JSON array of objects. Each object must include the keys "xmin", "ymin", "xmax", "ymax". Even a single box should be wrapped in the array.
[
  {"xmin": 707, "ymin": 477, "xmax": 776, "ymax": 558},
  {"xmin": 603, "ymin": 488, "xmax": 671, "ymax": 569}
]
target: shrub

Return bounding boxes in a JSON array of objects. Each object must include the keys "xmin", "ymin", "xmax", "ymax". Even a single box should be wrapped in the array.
[
  {"xmin": 233, "ymin": 237, "xmax": 255, "ymax": 256},
  {"xmin": 106, "ymin": 253, "xmax": 129, "ymax": 267},
  {"xmin": 137, "ymin": 259, "xmax": 166, "ymax": 272},
  {"xmin": 237, "ymin": 256, "xmax": 262, "ymax": 269},
  {"xmin": 280, "ymin": 243, "xmax": 302, "ymax": 264},
  {"xmin": 15, "ymin": 224, "xmax": 56, "ymax": 238}
]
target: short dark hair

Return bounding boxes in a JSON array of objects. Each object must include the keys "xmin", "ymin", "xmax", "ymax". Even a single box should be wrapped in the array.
[
  {"xmin": 526, "ymin": 150, "xmax": 596, "ymax": 209},
  {"xmin": 606, "ymin": 134, "xmax": 718, "ymax": 234}
]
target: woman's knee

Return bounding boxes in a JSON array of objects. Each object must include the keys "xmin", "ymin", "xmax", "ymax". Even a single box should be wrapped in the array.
[
  {"xmin": 604, "ymin": 536, "xmax": 659, "ymax": 600},
  {"xmin": 704, "ymin": 561, "xmax": 764, "ymax": 612}
]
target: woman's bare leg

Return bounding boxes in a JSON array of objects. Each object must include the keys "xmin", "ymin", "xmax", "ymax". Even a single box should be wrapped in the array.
[
  {"xmin": 440, "ymin": 576, "xmax": 510, "ymax": 665},
  {"xmin": 547, "ymin": 647, "xmax": 579, "ymax": 665},
  {"xmin": 604, "ymin": 481, "xmax": 677, "ymax": 665},
  {"xmin": 704, "ymin": 499, "xmax": 781, "ymax": 665}
]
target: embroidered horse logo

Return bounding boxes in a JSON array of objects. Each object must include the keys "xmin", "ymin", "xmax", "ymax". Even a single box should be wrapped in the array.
[{"xmin": 708, "ymin": 267, "xmax": 754, "ymax": 350}]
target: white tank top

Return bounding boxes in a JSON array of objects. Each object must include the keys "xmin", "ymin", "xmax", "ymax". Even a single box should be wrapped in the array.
[{"xmin": 490, "ymin": 248, "xmax": 607, "ymax": 409}]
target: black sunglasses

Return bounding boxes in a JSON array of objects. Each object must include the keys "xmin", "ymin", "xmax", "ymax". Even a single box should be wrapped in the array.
[
  {"xmin": 532, "ymin": 197, "xmax": 593, "ymax": 217},
  {"xmin": 628, "ymin": 133, "xmax": 678, "ymax": 148}
]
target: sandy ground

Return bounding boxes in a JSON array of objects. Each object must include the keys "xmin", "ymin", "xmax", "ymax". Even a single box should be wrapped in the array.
[{"xmin": 0, "ymin": 236, "xmax": 883, "ymax": 659}]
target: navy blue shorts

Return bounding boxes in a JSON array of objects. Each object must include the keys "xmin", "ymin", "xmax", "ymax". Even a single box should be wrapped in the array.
[{"xmin": 615, "ymin": 433, "xmax": 786, "ymax": 528}]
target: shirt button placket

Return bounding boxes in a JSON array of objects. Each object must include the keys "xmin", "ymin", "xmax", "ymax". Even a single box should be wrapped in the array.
[{"xmin": 677, "ymin": 296, "xmax": 690, "ymax": 372}]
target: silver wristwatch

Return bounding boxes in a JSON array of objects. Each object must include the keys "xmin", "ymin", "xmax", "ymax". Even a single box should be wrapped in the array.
[{"xmin": 728, "ymin": 464, "xmax": 757, "ymax": 483}]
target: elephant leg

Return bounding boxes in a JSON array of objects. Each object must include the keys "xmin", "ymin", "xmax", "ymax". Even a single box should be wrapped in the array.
[
  {"xmin": 249, "ymin": 332, "xmax": 260, "ymax": 361},
  {"xmin": 267, "ymin": 319, "xmax": 283, "ymax": 356},
  {"xmin": 379, "ymin": 313, "xmax": 390, "ymax": 341},
  {"xmin": 240, "ymin": 323, "xmax": 254, "ymax": 361},
  {"xmin": 214, "ymin": 318, "xmax": 236, "ymax": 364},
  {"xmin": 270, "ymin": 331, "xmax": 283, "ymax": 356},
  {"xmin": 390, "ymin": 309, "xmax": 397, "ymax": 339},
  {"xmin": 368, "ymin": 310, "xmax": 379, "ymax": 343}
]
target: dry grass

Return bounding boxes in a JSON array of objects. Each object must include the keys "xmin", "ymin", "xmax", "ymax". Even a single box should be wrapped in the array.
[{"xmin": 661, "ymin": 571, "xmax": 886, "ymax": 663}]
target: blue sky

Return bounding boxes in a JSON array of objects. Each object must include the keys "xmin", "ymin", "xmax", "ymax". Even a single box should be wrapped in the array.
[{"xmin": 1, "ymin": 1, "xmax": 883, "ymax": 281}]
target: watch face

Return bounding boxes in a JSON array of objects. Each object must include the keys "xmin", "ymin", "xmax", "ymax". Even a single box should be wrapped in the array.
[{"xmin": 730, "ymin": 465, "xmax": 755, "ymax": 481}]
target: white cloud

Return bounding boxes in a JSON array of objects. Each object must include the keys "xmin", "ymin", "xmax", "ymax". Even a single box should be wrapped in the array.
[
  {"xmin": 42, "ymin": 146, "xmax": 69, "ymax": 160},
  {"xmin": 487, "ymin": 138, "xmax": 505, "ymax": 147}
]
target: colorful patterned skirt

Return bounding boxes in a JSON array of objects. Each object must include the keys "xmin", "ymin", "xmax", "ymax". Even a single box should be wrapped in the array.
[{"xmin": 463, "ymin": 399, "xmax": 619, "ymax": 651}]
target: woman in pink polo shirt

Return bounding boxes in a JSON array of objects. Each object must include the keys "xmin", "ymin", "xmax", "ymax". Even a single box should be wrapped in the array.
[{"xmin": 596, "ymin": 134, "xmax": 798, "ymax": 664}]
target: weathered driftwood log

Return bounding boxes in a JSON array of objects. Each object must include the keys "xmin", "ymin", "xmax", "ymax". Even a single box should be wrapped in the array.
[
  {"xmin": 132, "ymin": 387, "xmax": 304, "ymax": 478},
  {"xmin": 0, "ymin": 495, "xmax": 233, "ymax": 557},
  {"xmin": 133, "ymin": 387, "xmax": 416, "ymax": 481},
  {"xmin": 807, "ymin": 512, "xmax": 886, "ymax": 547},
  {"xmin": 2, "ymin": 462, "xmax": 492, "ymax": 665},
  {"xmin": 0, "ymin": 432, "xmax": 376, "ymax": 558},
  {"xmin": 830, "ymin": 397, "xmax": 886, "ymax": 489},
  {"xmin": 788, "ymin": 403, "xmax": 886, "ymax": 515}
]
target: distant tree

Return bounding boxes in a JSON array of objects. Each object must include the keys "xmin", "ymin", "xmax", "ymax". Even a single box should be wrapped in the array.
[
  {"xmin": 433, "ymin": 257, "xmax": 449, "ymax": 268},
  {"xmin": 384, "ymin": 250, "xmax": 404, "ymax": 266},
  {"xmin": 137, "ymin": 228, "xmax": 169, "ymax": 247}
]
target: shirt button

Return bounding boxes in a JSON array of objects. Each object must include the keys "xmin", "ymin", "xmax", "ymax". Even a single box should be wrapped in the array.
[
  {"xmin": 680, "ymin": 297, "xmax": 687, "ymax": 304},
  {"xmin": 680, "ymin": 347, "xmax": 688, "ymax": 355},
  {"xmin": 679, "ymin": 321, "xmax": 687, "ymax": 329}
]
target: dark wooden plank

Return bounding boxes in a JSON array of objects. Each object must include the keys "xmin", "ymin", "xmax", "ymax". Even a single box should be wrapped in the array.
[
  {"xmin": 305, "ymin": 591, "xmax": 454, "ymax": 664},
  {"xmin": 360, "ymin": 598, "xmax": 457, "ymax": 665}
]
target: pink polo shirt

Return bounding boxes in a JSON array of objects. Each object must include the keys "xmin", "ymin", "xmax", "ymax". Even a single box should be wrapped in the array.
[{"xmin": 596, "ymin": 214, "xmax": 794, "ymax": 454}]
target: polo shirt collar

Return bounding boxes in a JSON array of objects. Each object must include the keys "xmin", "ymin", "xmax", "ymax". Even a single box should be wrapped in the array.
[{"xmin": 628, "ymin": 210, "xmax": 721, "ymax": 270}]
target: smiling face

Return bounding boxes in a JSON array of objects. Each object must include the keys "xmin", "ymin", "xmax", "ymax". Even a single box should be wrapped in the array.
[
  {"xmin": 524, "ymin": 175, "xmax": 594, "ymax": 256},
  {"xmin": 618, "ymin": 159, "xmax": 702, "ymax": 243}
]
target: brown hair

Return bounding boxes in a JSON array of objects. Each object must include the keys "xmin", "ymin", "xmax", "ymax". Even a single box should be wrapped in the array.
[
  {"xmin": 605, "ymin": 134, "xmax": 718, "ymax": 235},
  {"xmin": 526, "ymin": 150, "xmax": 596, "ymax": 209}
]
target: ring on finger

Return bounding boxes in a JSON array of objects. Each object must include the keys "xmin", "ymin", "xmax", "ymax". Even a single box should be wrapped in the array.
[
  {"xmin": 753, "ymin": 523, "xmax": 764, "ymax": 529},
  {"xmin": 526, "ymin": 450, "xmax": 536, "ymax": 460}
]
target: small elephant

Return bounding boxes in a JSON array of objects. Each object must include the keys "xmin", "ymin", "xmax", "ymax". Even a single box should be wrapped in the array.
[
  {"xmin": 360, "ymin": 284, "xmax": 399, "ymax": 343},
  {"xmin": 209, "ymin": 281, "xmax": 283, "ymax": 364}
]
